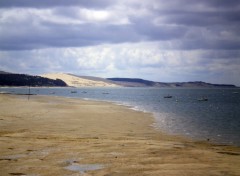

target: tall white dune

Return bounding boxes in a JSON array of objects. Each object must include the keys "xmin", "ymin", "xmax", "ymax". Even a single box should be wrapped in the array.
[{"xmin": 41, "ymin": 73, "xmax": 119, "ymax": 87}]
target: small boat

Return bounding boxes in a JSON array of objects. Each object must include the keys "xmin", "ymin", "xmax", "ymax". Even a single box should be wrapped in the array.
[
  {"xmin": 71, "ymin": 91, "xmax": 77, "ymax": 93},
  {"xmin": 164, "ymin": 95, "xmax": 172, "ymax": 98},
  {"xmin": 233, "ymin": 92, "xmax": 239, "ymax": 94},
  {"xmin": 102, "ymin": 92, "xmax": 109, "ymax": 95},
  {"xmin": 82, "ymin": 91, "xmax": 87, "ymax": 94},
  {"xmin": 198, "ymin": 97, "xmax": 208, "ymax": 101}
]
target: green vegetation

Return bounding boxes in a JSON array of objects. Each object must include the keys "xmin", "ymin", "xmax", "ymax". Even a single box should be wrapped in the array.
[{"xmin": 0, "ymin": 74, "xmax": 67, "ymax": 87}]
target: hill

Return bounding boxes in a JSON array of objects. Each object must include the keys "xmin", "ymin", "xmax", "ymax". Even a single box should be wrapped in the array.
[
  {"xmin": 107, "ymin": 78, "xmax": 237, "ymax": 88},
  {"xmin": 107, "ymin": 78, "xmax": 155, "ymax": 87},
  {"xmin": 0, "ymin": 71, "xmax": 12, "ymax": 74},
  {"xmin": 0, "ymin": 73, "xmax": 67, "ymax": 87},
  {"xmin": 1, "ymin": 70, "xmax": 236, "ymax": 88},
  {"xmin": 41, "ymin": 73, "xmax": 119, "ymax": 87}
]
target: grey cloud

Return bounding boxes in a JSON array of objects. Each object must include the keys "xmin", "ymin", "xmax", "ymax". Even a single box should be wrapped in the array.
[
  {"xmin": 0, "ymin": 20, "xmax": 141, "ymax": 50},
  {"xmin": 52, "ymin": 7, "xmax": 80, "ymax": 19},
  {"xmin": 130, "ymin": 16, "xmax": 187, "ymax": 41},
  {"xmin": 157, "ymin": 0, "xmax": 240, "ymax": 10},
  {"xmin": 205, "ymin": 0, "xmax": 240, "ymax": 9},
  {"xmin": 151, "ymin": 0, "xmax": 240, "ymax": 29},
  {"xmin": 0, "ymin": 0, "xmax": 240, "ymax": 51},
  {"xmin": 0, "ymin": 49, "xmax": 80, "ymax": 74},
  {"xmin": 159, "ymin": 11, "xmax": 240, "ymax": 27},
  {"xmin": 0, "ymin": 0, "xmax": 113, "ymax": 9},
  {"xmin": 200, "ymin": 50, "xmax": 240, "ymax": 59},
  {"xmin": 177, "ymin": 38, "xmax": 240, "ymax": 50}
]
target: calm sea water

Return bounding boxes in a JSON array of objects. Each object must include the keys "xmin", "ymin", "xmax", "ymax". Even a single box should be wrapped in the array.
[{"xmin": 1, "ymin": 87, "xmax": 240, "ymax": 146}]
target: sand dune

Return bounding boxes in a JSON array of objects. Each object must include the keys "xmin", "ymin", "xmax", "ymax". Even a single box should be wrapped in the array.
[{"xmin": 41, "ymin": 73, "xmax": 119, "ymax": 87}]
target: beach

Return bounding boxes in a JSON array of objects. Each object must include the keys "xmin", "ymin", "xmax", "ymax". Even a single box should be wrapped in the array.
[{"xmin": 0, "ymin": 94, "xmax": 239, "ymax": 176}]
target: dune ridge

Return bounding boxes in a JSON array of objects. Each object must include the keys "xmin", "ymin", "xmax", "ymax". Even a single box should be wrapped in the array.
[{"xmin": 41, "ymin": 73, "xmax": 119, "ymax": 87}]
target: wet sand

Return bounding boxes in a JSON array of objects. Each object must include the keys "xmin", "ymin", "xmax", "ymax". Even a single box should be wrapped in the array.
[{"xmin": 0, "ymin": 94, "xmax": 239, "ymax": 176}]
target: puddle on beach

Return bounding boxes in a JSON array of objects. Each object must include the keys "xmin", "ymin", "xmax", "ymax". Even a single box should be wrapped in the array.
[
  {"xmin": 64, "ymin": 162, "xmax": 104, "ymax": 174},
  {"xmin": 0, "ymin": 154, "xmax": 27, "ymax": 161}
]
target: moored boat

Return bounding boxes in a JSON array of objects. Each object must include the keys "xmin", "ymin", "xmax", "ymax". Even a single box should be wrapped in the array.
[
  {"xmin": 198, "ymin": 97, "xmax": 208, "ymax": 101},
  {"xmin": 164, "ymin": 95, "xmax": 172, "ymax": 98}
]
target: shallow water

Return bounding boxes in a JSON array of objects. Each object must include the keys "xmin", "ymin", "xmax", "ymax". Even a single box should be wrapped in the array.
[
  {"xmin": 64, "ymin": 163, "xmax": 104, "ymax": 174},
  {"xmin": 1, "ymin": 87, "xmax": 240, "ymax": 146}
]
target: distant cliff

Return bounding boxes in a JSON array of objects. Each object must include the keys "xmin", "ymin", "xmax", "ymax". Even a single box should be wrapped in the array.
[
  {"xmin": 107, "ymin": 78, "xmax": 237, "ymax": 88},
  {"xmin": 0, "ymin": 73, "xmax": 67, "ymax": 87}
]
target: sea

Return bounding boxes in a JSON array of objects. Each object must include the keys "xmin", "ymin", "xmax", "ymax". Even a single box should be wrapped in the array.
[{"xmin": 1, "ymin": 87, "xmax": 240, "ymax": 146}]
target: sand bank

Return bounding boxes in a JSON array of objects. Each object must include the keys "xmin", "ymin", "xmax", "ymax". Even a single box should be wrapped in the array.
[{"xmin": 0, "ymin": 94, "xmax": 239, "ymax": 176}]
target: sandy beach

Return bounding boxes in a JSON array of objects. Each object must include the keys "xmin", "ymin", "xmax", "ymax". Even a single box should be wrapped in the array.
[{"xmin": 0, "ymin": 94, "xmax": 239, "ymax": 176}]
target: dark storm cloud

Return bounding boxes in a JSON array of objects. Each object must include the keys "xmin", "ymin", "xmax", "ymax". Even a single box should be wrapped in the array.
[{"xmin": 0, "ymin": 0, "xmax": 113, "ymax": 9}]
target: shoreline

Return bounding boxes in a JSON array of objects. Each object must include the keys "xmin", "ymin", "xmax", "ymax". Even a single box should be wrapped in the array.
[
  {"xmin": 0, "ymin": 94, "xmax": 240, "ymax": 175},
  {"xmin": 0, "ymin": 91, "xmax": 240, "ymax": 147},
  {"xmin": 1, "ymin": 89, "xmax": 240, "ymax": 147}
]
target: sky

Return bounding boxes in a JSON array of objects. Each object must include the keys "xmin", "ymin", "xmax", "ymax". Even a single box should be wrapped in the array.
[{"xmin": 0, "ymin": 0, "xmax": 240, "ymax": 85}]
